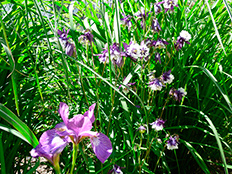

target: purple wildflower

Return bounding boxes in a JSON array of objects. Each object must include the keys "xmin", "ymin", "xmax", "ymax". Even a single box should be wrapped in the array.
[
  {"xmin": 169, "ymin": 87, "xmax": 187, "ymax": 102},
  {"xmin": 167, "ymin": 135, "xmax": 179, "ymax": 150},
  {"xmin": 124, "ymin": 41, "xmax": 141, "ymax": 61},
  {"xmin": 95, "ymin": 43, "xmax": 125, "ymax": 67},
  {"xmin": 161, "ymin": 69, "xmax": 174, "ymax": 84},
  {"xmin": 134, "ymin": 7, "xmax": 150, "ymax": 19},
  {"xmin": 124, "ymin": 41, "xmax": 150, "ymax": 61},
  {"xmin": 134, "ymin": 7, "xmax": 151, "ymax": 29},
  {"xmin": 95, "ymin": 47, "xmax": 109, "ymax": 64},
  {"xmin": 175, "ymin": 30, "xmax": 191, "ymax": 51},
  {"xmin": 57, "ymin": 28, "xmax": 70, "ymax": 41},
  {"xmin": 57, "ymin": 28, "xmax": 75, "ymax": 56},
  {"xmin": 140, "ymin": 41, "xmax": 150, "ymax": 61},
  {"xmin": 151, "ymin": 18, "xmax": 161, "ymax": 32},
  {"xmin": 121, "ymin": 14, "xmax": 132, "ymax": 31},
  {"xmin": 108, "ymin": 164, "xmax": 124, "ymax": 174},
  {"xmin": 151, "ymin": 38, "xmax": 169, "ymax": 49},
  {"xmin": 65, "ymin": 42, "xmax": 75, "ymax": 56},
  {"xmin": 163, "ymin": 0, "xmax": 178, "ymax": 12},
  {"xmin": 137, "ymin": 126, "xmax": 146, "ymax": 134},
  {"xmin": 30, "ymin": 129, "xmax": 69, "ymax": 164},
  {"xmin": 154, "ymin": 2, "xmax": 163, "ymax": 14},
  {"xmin": 55, "ymin": 102, "xmax": 112, "ymax": 163},
  {"xmin": 150, "ymin": 119, "xmax": 166, "ymax": 131},
  {"xmin": 110, "ymin": 43, "xmax": 126, "ymax": 67},
  {"xmin": 148, "ymin": 78, "xmax": 165, "ymax": 91},
  {"xmin": 154, "ymin": 52, "xmax": 161, "ymax": 64},
  {"xmin": 78, "ymin": 29, "xmax": 94, "ymax": 45}
]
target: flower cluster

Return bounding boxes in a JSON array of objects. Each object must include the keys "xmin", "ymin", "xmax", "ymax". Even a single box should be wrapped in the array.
[
  {"xmin": 31, "ymin": 103, "xmax": 112, "ymax": 165},
  {"xmin": 123, "ymin": 41, "xmax": 150, "ymax": 61},
  {"xmin": 57, "ymin": 28, "xmax": 75, "ymax": 56},
  {"xmin": 148, "ymin": 69, "xmax": 174, "ymax": 91},
  {"xmin": 95, "ymin": 43, "xmax": 126, "ymax": 67},
  {"xmin": 147, "ymin": 118, "xmax": 180, "ymax": 150}
]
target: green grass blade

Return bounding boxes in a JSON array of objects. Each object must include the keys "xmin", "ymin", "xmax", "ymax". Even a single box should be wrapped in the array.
[
  {"xmin": 0, "ymin": 124, "xmax": 30, "ymax": 144},
  {"xmin": 26, "ymin": 158, "xmax": 40, "ymax": 174},
  {"xmin": 181, "ymin": 140, "xmax": 210, "ymax": 174},
  {"xmin": 205, "ymin": 0, "xmax": 226, "ymax": 55},
  {"xmin": 200, "ymin": 112, "xmax": 229, "ymax": 174},
  {"xmin": 0, "ymin": 136, "xmax": 6, "ymax": 174},
  {"xmin": 67, "ymin": 54, "xmax": 135, "ymax": 106},
  {"xmin": 0, "ymin": 104, "xmax": 38, "ymax": 147},
  {"xmin": 223, "ymin": 0, "xmax": 232, "ymax": 23},
  {"xmin": 0, "ymin": 17, "xmax": 20, "ymax": 116},
  {"xmin": 187, "ymin": 65, "xmax": 232, "ymax": 111}
]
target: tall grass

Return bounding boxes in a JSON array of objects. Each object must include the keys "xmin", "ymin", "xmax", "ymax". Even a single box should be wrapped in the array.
[{"xmin": 0, "ymin": 0, "xmax": 232, "ymax": 173}]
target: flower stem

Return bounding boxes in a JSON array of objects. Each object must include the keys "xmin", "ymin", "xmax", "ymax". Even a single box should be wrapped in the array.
[
  {"xmin": 174, "ymin": 149, "xmax": 180, "ymax": 174},
  {"xmin": 53, "ymin": 154, "xmax": 61, "ymax": 174},
  {"xmin": 70, "ymin": 144, "xmax": 79, "ymax": 174}
]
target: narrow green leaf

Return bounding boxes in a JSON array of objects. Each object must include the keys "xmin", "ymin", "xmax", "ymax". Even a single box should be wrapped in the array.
[
  {"xmin": 26, "ymin": 159, "xmax": 40, "ymax": 174},
  {"xmin": 0, "ymin": 124, "xmax": 30, "ymax": 144},
  {"xmin": 0, "ymin": 136, "xmax": 6, "ymax": 174},
  {"xmin": 187, "ymin": 66, "xmax": 232, "ymax": 112},
  {"xmin": 181, "ymin": 140, "xmax": 210, "ymax": 174},
  {"xmin": 200, "ymin": 112, "xmax": 229, "ymax": 174},
  {"xmin": 205, "ymin": 0, "xmax": 226, "ymax": 55},
  {"xmin": 0, "ymin": 104, "xmax": 38, "ymax": 147}
]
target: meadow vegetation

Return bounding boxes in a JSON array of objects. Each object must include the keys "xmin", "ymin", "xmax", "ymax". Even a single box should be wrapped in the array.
[{"xmin": 0, "ymin": 0, "xmax": 232, "ymax": 173}]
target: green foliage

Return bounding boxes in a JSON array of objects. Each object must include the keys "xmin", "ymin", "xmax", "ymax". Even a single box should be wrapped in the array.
[{"xmin": 0, "ymin": 0, "xmax": 232, "ymax": 173}]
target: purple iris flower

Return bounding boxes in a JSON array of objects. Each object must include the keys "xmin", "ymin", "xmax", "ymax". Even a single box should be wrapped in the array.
[
  {"xmin": 167, "ymin": 135, "xmax": 179, "ymax": 150},
  {"xmin": 169, "ymin": 87, "xmax": 187, "ymax": 102},
  {"xmin": 161, "ymin": 69, "xmax": 174, "ymax": 84},
  {"xmin": 154, "ymin": 52, "xmax": 161, "ymax": 64},
  {"xmin": 57, "ymin": 28, "xmax": 70, "ymax": 41},
  {"xmin": 121, "ymin": 14, "xmax": 132, "ymax": 31},
  {"xmin": 163, "ymin": 0, "xmax": 178, "ymax": 12},
  {"xmin": 30, "ymin": 129, "xmax": 69, "ymax": 165},
  {"xmin": 148, "ymin": 78, "xmax": 165, "ymax": 91},
  {"xmin": 151, "ymin": 38, "xmax": 169, "ymax": 49},
  {"xmin": 78, "ymin": 29, "xmax": 94, "ymax": 45},
  {"xmin": 150, "ymin": 119, "xmax": 166, "ymax": 131},
  {"xmin": 108, "ymin": 164, "xmax": 124, "ymax": 174},
  {"xmin": 151, "ymin": 18, "xmax": 161, "ymax": 32},
  {"xmin": 55, "ymin": 102, "xmax": 112, "ymax": 163}
]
